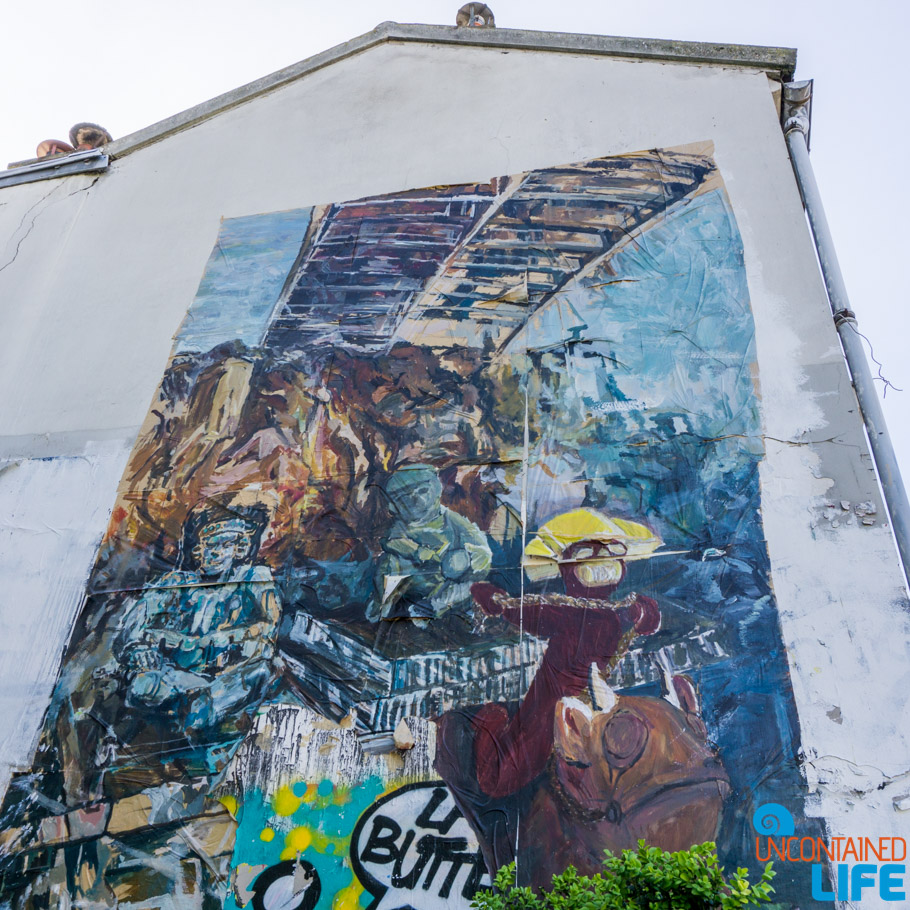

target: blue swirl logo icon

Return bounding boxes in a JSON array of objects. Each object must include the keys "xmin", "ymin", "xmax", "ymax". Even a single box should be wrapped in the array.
[{"xmin": 752, "ymin": 803, "xmax": 795, "ymax": 837}]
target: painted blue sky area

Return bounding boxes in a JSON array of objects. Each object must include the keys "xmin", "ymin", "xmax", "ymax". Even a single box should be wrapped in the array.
[
  {"xmin": 515, "ymin": 188, "xmax": 758, "ymax": 446},
  {"xmin": 504, "ymin": 187, "xmax": 761, "ymax": 552},
  {"xmin": 175, "ymin": 208, "xmax": 312, "ymax": 353}
]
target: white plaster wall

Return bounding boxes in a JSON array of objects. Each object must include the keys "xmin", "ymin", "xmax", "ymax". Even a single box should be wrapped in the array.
[
  {"xmin": 0, "ymin": 40, "xmax": 907, "ymax": 904},
  {"xmin": 0, "ymin": 444, "xmax": 131, "ymax": 797}
]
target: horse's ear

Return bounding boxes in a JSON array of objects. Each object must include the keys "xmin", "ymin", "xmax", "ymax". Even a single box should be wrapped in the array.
[
  {"xmin": 554, "ymin": 697, "xmax": 593, "ymax": 765},
  {"xmin": 672, "ymin": 675, "xmax": 700, "ymax": 715},
  {"xmin": 588, "ymin": 662, "xmax": 617, "ymax": 714}
]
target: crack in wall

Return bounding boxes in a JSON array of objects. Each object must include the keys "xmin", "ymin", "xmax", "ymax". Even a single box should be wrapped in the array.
[
  {"xmin": 0, "ymin": 175, "xmax": 101, "ymax": 275},
  {"xmin": 801, "ymin": 752, "xmax": 910, "ymax": 814}
]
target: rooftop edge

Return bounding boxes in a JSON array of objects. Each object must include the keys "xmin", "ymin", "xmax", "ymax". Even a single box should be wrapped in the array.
[
  {"xmin": 107, "ymin": 22, "xmax": 796, "ymax": 160},
  {"xmin": 6, "ymin": 22, "xmax": 797, "ymax": 174}
]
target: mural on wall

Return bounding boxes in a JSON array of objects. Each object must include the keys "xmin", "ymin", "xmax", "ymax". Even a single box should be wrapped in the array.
[{"xmin": 0, "ymin": 144, "xmax": 818, "ymax": 908}]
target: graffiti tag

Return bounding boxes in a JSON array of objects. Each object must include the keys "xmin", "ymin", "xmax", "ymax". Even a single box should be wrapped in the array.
[{"xmin": 351, "ymin": 781, "xmax": 490, "ymax": 910}]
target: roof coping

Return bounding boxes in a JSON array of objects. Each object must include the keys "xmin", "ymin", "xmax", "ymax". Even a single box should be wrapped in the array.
[{"xmin": 104, "ymin": 21, "xmax": 796, "ymax": 161}]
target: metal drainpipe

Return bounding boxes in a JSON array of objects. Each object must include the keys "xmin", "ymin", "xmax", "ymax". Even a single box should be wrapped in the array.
[{"xmin": 782, "ymin": 80, "xmax": 910, "ymax": 588}]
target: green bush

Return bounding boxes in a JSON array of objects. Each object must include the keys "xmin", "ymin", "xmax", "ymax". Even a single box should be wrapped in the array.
[{"xmin": 471, "ymin": 841, "xmax": 775, "ymax": 910}]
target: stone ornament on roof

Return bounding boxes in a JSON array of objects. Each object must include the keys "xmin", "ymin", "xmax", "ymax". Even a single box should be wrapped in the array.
[
  {"xmin": 69, "ymin": 123, "xmax": 113, "ymax": 150},
  {"xmin": 34, "ymin": 123, "xmax": 112, "ymax": 161},
  {"xmin": 456, "ymin": 3, "xmax": 495, "ymax": 27}
]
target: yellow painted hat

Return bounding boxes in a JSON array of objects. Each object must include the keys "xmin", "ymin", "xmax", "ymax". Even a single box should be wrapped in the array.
[{"xmin": 523, "ymin": 508, "xmax": 663, "ymax": 580}]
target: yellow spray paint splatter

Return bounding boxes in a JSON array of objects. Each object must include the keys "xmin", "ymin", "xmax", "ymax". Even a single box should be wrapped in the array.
[
  {"xmin": 217, "ymin": 795, "xmax": 240, "ymax": 818},
  {"xmin": 259, "ymin": 827, "xmax": 275, "ymax": 842},
  {"xmin": 333, "ymin": 881, "xmax": 365, "ymax": 910},
  {"xmin": 280, "ymin": 826, "xmax": 313, "ymax": 860},
  {"xmin": 308, "ymin": 828, "xmax": 348, "ymax": 855},
  {"xmin": 272, "ymin": 785, "xmax": 303, "ymax": 817}
]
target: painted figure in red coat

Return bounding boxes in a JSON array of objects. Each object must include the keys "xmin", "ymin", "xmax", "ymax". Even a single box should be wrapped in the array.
[{"xmin": 436, "ymin": 536, "xmax": 729, "ymax": 887}]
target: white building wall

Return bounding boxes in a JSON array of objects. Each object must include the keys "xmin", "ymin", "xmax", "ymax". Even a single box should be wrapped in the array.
[{"xmin": 1, "ymin": 36, "xmax": 907, "ymax": 905}]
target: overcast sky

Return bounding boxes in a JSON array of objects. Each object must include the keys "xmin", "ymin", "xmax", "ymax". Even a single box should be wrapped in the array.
[{"xmin": 2, "ymin": 0, "xmax": 908, "ymax": 491}]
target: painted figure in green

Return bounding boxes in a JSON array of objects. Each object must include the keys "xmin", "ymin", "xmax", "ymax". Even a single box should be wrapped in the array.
[{"xmin": 371, "ymin": 465, "xmax": 492, "ymax": 622}]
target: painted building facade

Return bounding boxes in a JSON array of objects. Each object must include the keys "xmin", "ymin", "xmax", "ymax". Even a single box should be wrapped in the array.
[{"xmin": 0, "ymin": 22, "xmax": 907, "ymax": 910}]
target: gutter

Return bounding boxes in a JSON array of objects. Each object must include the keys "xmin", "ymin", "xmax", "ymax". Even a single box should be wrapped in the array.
[
  {"xmin": 0, "ymin": 149, "xmax": 108, "ymax": 190},
  {"xmin": 782, "ymin": 80, "xmax": 910, "ymax": 589}
]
